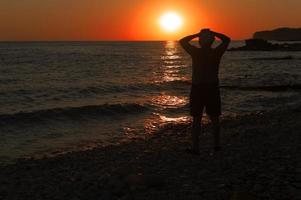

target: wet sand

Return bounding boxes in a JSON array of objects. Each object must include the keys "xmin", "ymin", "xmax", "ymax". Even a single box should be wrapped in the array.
[{"xmin": 1, "ymin": 106, "xmax": 301, "ymax": 200}]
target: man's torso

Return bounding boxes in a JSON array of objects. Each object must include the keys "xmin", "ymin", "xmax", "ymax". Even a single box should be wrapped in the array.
[{"xmin": 189, "ymin": 48, "xmax": 222, "ymax": 85}]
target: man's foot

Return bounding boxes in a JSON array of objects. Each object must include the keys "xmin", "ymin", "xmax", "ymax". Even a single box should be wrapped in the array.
[{"xmin": 185, "ymin": 148, "xmax": 200, "ymax": 155}]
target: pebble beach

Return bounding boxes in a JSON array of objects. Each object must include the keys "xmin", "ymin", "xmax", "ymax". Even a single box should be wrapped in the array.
[{"xmin": 1, "ymin": 106, "xmax": 301, "ymax": 200}]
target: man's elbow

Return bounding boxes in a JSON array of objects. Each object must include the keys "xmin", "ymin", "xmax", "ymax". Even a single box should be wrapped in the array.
[
  {"xmin": 179, "ymin": 39, "xmax": 186, "ymax": 47},
  {"xmin": 225, "ymin": 35, "xmax": 231, "ymax": 42},
  {"xmin": 223, "ymin": 36, "xmax": 231, "ymax": 45}
]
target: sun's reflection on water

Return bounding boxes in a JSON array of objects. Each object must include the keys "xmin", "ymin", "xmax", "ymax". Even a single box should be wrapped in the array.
[
  {"xmin": 151, "ymin": 94, "xmax": 188, "ymax": 108},
  {"xmin": 161, "ymin": 55, "xmax": 181, "ymax": 60},
  {"xmin": 162, "ymin": 41, "xmax": 180, "ymax": 64},
  {"xmin": 159, "ymin": 115, "xmax": 190, "ymax": 123},
  {"xmin": 143, "ymin": 112, "xmax": 191, "ymax": 135},
  {"xmin": 143, "ymin": 94, "xmax": 190, "ymax": 134},
  {"xmin": 152, "ymin": 41, "xmax": 189, "ymax": 84},
  {"xmin": 139, "ymin": 41, "xmax": 192, "ymax": 135}
]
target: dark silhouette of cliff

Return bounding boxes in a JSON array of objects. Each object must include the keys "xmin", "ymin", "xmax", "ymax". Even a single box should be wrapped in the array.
[{"xmin": 253, "ymin": 27, "xmax": 301, "ymax": 41}]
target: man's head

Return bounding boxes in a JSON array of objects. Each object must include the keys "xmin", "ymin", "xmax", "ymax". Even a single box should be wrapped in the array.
[{"xmin": 199, "ymin": 29, "xmax": 215, "ymax": 48}]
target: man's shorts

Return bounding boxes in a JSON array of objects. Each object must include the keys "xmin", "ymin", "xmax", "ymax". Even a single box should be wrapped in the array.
[{"xmin": 189, "ymin": 84, "xmax": 221, "ymax": 117}]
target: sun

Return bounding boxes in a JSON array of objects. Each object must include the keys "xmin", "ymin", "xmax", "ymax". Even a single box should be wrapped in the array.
[{"xmin": 159, "ymin": 12, "xmax": 183, "ymax": 32}]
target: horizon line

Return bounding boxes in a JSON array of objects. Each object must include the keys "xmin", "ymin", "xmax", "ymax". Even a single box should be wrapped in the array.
[{"xmin": 0, "ymin": 39, "xmax": 245, "ymax": 42}]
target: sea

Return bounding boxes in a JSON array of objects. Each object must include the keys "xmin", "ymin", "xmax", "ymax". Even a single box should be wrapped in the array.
[{"xmin": 1, "ymin": 41, "xmax": 301, "ymax": 164}]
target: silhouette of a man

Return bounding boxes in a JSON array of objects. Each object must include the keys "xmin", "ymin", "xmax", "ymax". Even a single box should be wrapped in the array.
[{"xmin": 180, "ymin": 29, "xmax": 230, "ymax": 154}]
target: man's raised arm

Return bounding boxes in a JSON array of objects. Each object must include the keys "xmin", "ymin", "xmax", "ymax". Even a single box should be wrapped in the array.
[
  {"xmin": 211, "ymin": 31, "xmax": 231, "ymax": 52},
  {"xmin": 179, "ymin": 33, "xmax": 199, "ymax": 54}
]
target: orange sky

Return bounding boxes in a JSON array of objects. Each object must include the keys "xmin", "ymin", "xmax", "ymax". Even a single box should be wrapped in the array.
[{"xmin": 0, "ymin": 0, "xmax": 300, "ymax": 41}]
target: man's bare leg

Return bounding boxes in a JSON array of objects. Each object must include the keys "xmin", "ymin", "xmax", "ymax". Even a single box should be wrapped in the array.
[
  {"xmin": 209, "ymin": 115, "xmax": 221, "ymax": 151},
  {"xmin": 191, "ymin": 115, "xmax": 202, "ymax": 154}
]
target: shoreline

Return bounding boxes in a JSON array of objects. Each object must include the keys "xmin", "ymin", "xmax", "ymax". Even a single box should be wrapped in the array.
[{"xmin": 1, "ymin": 106, "xmax": 301, "ymax": 199}]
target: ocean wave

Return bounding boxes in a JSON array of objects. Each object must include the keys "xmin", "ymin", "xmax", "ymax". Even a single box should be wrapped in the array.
[
  {"xmin": 161, "ymin": 81, "xmax": 301, "ymax": 92},
  {"xmin": 220, "ymin": 84, "xmax": 301, "ymax": 91},
  {"xmin": 3, "ymin": 82, "xmax": 300, "ymax": 105},
  {"xmin": 250, "ymin": 56, "xmax": 301, "ymax": 60},
  {"xmin": 0, "ymin": 103, "xmax": 150, "ymax": 125},
  {"xmin": 72, "ymin": 81, "xmax": 301, "ymax": 95},
  {"xmin": 0, "ymin": 80, "xmax": 192, "ymax": 102},
  {"xmin": 160, "ymin": 79, "xmax": 191, "ymax": 85}
]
